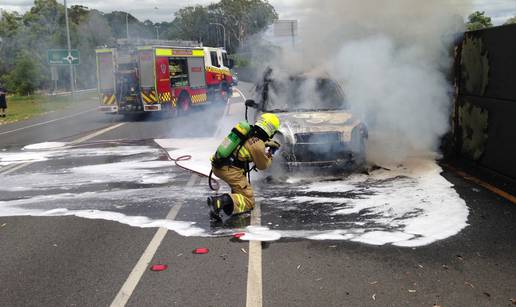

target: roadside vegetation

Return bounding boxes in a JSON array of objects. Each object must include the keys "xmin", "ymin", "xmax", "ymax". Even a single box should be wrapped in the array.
[{"xmin": 0, "ymin": 92, "xmax": 95, "ymax": 125}]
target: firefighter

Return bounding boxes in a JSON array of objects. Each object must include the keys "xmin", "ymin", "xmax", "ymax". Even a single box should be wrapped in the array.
[{"xmin": 208, "ymin": 113, "xmax": 281, "ymax": 219}]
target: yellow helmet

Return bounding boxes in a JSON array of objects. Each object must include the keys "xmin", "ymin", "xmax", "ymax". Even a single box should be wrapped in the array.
[{"xmin": 255, "ymin": 113, "xmax": 280, "ymax": 138}]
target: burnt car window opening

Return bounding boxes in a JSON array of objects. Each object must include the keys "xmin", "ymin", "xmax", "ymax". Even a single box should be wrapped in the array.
[{"xmin": 261, "ymin": 76, "xmax": 347, "ymax": 112}]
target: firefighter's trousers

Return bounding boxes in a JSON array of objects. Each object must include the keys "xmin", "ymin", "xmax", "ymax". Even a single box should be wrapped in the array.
[{"xmin": 212, "ymin": 165, "xmax": 254, "ymax": 215}]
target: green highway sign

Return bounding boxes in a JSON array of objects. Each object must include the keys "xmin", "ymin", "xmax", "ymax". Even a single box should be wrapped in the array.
[{"xmin": 47, "ymin": 49, "xmax": 80, "ymax": 65}]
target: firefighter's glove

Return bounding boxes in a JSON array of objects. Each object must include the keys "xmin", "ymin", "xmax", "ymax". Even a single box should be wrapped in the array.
[
  {"xmin": 265, "ymin": 140, "xmax": 281, "ymax": 155},
  {"xmin": 265, "ymin": 140, "xmax": 281, "ymax": 150}
]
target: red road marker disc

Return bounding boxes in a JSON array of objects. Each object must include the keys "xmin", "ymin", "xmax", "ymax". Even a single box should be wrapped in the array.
[
  {"xmin": 150, "ymin": 264, "xmax": 168, "ymax": 271},
  {"xmin": 193, "ymin": 248, "xmax": 209, "ymax": 254},
  {"xmin": 232, "ymin": 233, "xmax": 245, "ymax": 239}
]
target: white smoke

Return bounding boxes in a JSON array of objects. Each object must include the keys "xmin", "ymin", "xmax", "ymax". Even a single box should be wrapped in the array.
[{"xmin": 261, "ymin": 0, "xmax": 468, "ymax": 164}]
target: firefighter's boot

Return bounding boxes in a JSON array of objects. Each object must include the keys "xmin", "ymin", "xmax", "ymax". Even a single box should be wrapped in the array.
[{"xmin": 207, "ymin": 194, "xmax": 233, "ymax": 220}]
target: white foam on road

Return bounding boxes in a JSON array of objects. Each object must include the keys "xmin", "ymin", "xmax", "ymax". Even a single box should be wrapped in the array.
[
  {"xmin": 0, "ymin": 145, "xmax": 156, "ymax": 166},
  {"xmin": 0, "ymin": 206, "xmax": 205, "ymax": 237},
  {"xmin": 0, "ymin": 143, "xmax": 211, "ymax": 238},
  {"xmin": 301, "ymin": 181, "xmax": 356, "ymax": 193},
  {"xmin": 239, "ymin": 226, "xmax": 282, "ymax": 241},
  {"xmin": 139, "ymin": 175, "xmax": 173, "ymax": 184},
  {"xmin": 0, "ymin": 186, "xmax": 210, "ymax": 237},
  {"xmin": 0, "ymin": 138, "xmax": 469, "ymax": 247},
  {"xmin": 0, "ymin": 160, "xmax": 176, "ymax": 192},
  {"xmin": 23, "ymin": 142, "xmax": 68, "ymax": 150},
  {"xmin": 264, "ymin": 158, "xmax": 469, "ymax": 247}
]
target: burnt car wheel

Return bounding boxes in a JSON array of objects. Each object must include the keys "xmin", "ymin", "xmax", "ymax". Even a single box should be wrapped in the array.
[
  {"xmin": 350, "ymin": 126, "xmax": 367, "ymax": 168},
  {"xmin": 269, "ymin": 133, "xmax": 291, "ymax": 177}
]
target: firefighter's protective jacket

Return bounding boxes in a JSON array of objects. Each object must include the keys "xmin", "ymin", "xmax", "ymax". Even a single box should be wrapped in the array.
[{"xmin": 234, "ymin": 136, "xmax": 272, "ymax": 170}]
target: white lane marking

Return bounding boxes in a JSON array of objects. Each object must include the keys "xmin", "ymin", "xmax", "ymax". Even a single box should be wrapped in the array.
[
  {"xmin": 0, "ymin": 163, "xmax": 21, "ymax": 173},
  {"xmin": 246, "ymin": 202, "xmax": 263, "ymax": 307},
  {"xmin": 233, "ymin": 88, "xmax": 247, "ymax": 104},
  {"xmin": 186, "ymin": 173, "xmax": 198, "ymax": 186},
  {"xmin": 69, "ymin": 123, "xmax": 126, "ymax": 145},
  {"xmin": 0, "ymin": 162, "xmax": 33, "ymax": 175},
  {"xmin": 0, "ymin": 122, "xmax": 126, "ymax": 175},
  {"xmin": 0, "ymin": 108, "xmax": 97, "ymax": 136},
  {"xmin": 110, "ymin": 174, "xmax": 197, "ymax": 307}
]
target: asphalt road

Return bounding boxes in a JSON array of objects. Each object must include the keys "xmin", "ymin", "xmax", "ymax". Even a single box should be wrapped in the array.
[{"xmin": 0, "ymin": 85, "xmax": 515, "ymax": 307}]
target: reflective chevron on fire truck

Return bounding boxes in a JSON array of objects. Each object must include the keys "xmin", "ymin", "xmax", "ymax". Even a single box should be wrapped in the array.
[{"xmin": 95, "ymin": 42, "xmax": 233, "ymax": 114}]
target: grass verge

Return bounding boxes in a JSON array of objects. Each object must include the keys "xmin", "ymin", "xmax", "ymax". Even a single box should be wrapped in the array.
[{"xmin": 0, "ymin": 91, "xmax": 96, "ymax": 125}]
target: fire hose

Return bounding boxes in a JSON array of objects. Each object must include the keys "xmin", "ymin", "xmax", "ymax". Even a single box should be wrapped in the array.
[{"xmin": 162, "ymin": 151, "xmax": 221, "ymax": 192}]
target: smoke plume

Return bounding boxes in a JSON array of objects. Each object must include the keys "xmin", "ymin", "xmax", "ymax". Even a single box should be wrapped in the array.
[{"xmin": 261, "ymin": 0, "xmax": 469, "ymax": 164}]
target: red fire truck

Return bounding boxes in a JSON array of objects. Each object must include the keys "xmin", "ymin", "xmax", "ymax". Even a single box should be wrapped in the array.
[{"xmin": 95, "ymin": 40, "xmax": 234, "ymax": 114}]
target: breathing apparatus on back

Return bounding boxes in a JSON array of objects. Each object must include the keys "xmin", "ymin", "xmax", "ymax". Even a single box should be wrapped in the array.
[{"xmin": 214, "ymin": 121, "xmax": 253, "ymax": 160}]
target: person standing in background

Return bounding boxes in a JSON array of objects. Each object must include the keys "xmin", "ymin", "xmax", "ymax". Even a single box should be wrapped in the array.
[{"xmin": 0, "ymin": 86, "xmax": 7, "ymax": 118}]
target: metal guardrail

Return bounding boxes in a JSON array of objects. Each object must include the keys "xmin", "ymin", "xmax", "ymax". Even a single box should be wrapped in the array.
[{"xmin": 47, "ymin": 88, "xmax": 97, "ymax": 96}]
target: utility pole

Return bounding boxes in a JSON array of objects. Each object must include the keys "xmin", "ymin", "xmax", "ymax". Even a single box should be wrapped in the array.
[
  {"xmin": 126, "ymin": 13, "xmax": 129, "ymax": 39},
  {"xmin": 291, "ymin": 21, "xmax": 296, "ymax": 48},
  {"xmin": 154, "ymin": 7, "xmax": 160, "ymax": 41},
  {"xmin": 155, "ymin": 24, "xmax": 160, "ymax": 40},
  {"xmin": 210, "ymin": 23, "xmax": 226, "ymax": 50},
  {"xmin": 64, "ymin": 0, "xmax": 75, "ymax": 95}
]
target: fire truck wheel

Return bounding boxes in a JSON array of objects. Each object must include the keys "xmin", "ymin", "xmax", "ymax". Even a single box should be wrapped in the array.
[{"xmin": 178, "ymin": 94, "xmax": 191, "ymax": 115}]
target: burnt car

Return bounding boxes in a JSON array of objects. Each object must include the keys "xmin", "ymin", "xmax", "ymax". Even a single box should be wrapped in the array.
[{"xmin": 246, "ymin": 68, "xmax": 368, "ymax": 170}]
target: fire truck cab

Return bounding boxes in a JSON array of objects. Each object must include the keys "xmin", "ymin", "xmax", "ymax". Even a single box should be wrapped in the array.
[
  {"xmin": 95, "ymin": 41, "xmax": 233, "ymax": 114},
  {"xmin": 203, "ymin": 47, "xmax": 233, "ymax": 101}
]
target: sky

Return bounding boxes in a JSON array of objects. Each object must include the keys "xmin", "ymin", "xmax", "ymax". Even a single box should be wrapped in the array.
[{"xmin": 1, "ymin": 0, "xmax": 516, "ymax": 25}]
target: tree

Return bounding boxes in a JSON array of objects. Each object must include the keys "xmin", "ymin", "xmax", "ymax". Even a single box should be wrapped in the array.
[
  {"xmin": 0, "ymin": 11, "xmax": 23, "ymax": 72},
  {"xmin": 504, "ymin": 16, "xmax": 516, "ymax": 25},
  {"xmin": 173, "ymin": 6, "xmax": 212, "ymax": 43},
  {"xmin": 170, "ymin": 0, "xmax": 278, "ymax": 52},
  {"xmin": 208, "ymin": 0, "xmax": 277, "ymax": 51},
  {"xmin": 69, "ymin": 5, "xmax": 90, "ymax": 24},
  {"xmin": 466, "ymin": 11, "xmax": 493, "ymax": 31},
  {"xmin": 104, "ymin": 11, "xmax": 154, "ymax": 39},
  {"xmin": 3, "ymin": 52, "xmax": 42, "ymax": 95},
  {"xmin": 160, "ymin": 19, "xmax": 182, "ymax": 41}
]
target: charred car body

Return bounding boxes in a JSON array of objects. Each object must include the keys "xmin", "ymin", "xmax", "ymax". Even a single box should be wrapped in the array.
[{"xmin": 247, "ymin": 68, "xmax": 368, "ymax": 170}]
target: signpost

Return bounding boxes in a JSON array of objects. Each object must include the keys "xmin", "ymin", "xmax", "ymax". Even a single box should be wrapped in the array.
[
  {"xmin": 47, "ymin": 49, "xmax": 79, "ymax": 95},
  {"xmin": 50, "ymin": 66, "xmax": 59, "ymax": 95},
  {"xmin": 47, "ymin": 49, "xmax": 80, "ymax": 65},
  {"xmin": 64, "ymin": 0, "xmax": 75, "ymax": 95}
]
